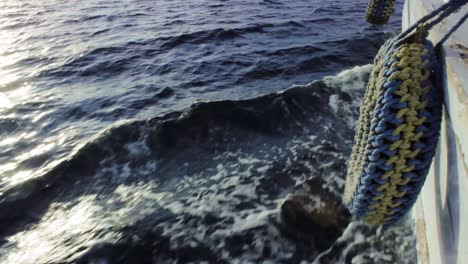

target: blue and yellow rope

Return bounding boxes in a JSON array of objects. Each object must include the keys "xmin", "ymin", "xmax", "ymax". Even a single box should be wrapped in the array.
[
  {"xmin": 344, "ymin": 28, "xmax": 442, "ymax": 226},
  {"xmin": 365, "ymin": 0, "xmax": 396, "ymax": 25},
  {"xmin": 346, "ymin": 0, "xmax": 467, "ymax": 226}
]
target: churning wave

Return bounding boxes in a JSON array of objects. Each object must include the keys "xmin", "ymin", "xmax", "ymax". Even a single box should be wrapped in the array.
[
  {"xmin": 0, "ymin": 66, "xmax": 415, "ymax": 263},
  {"xmin": 0, "ymin": 27, "xmax": 396, "ymax": 196},
  {"xmin": 0, "ymin": 0, "xmax": 413, "ymax": 263}
]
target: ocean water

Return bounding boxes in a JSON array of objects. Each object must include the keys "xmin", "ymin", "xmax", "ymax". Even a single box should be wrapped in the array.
[{"xmin": 0, "ymin": 0, "xmax": 417, "ymax": 263}]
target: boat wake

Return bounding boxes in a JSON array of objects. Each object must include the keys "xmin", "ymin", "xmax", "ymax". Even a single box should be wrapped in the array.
[{"xmin": 0, "ymin": 66, "xmax": 415, "ymax": 264}]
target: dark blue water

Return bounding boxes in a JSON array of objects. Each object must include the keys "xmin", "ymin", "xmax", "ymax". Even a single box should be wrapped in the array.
[{"xmin": 0, "ymin": 0, "xmax": 417, "ymax": 263}]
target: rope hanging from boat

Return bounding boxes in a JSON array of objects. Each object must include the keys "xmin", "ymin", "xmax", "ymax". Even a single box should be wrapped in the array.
[
  {"xmin": 345, "ymin": 0, "xmax": 468, "ymax": 226},
  {"xmin": 365, "ymin": 0, "xmax": 396, "ymax": 25}
]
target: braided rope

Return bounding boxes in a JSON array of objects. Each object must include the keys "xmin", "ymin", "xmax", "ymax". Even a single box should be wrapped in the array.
[
  {"xmin": 365, "ymin": 0, "xmax": 396, "ymax": 25},
  {"xmin": 365, "ymin": 0, "xmax": 467, "ymax": 26},
  {"xmin": 345, "ymin": 0, "xmax": 467, "ymax": 227},
  {"xmin": 344, "ymin": 31, "xmax": 443, "ymax": 226}
]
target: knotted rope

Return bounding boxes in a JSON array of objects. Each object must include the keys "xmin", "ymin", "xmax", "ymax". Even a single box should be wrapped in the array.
[
  {"xmin": 366, "ymin": 0, "xmax": 396, "ymax": 25},
  {"xmin": 345, "ymin": 0, "xmax": 468, "ymax": 226}
]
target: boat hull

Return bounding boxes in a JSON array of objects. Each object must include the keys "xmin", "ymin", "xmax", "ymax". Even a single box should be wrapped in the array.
[{"xmin": 403, "ymin": 0, "xmax": 468, "ymax": 263}]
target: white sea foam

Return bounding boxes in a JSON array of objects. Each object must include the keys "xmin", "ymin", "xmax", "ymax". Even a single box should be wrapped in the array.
[{"xmin": 0, "ymin": 65, "xmax": 416, "ymax": 264}]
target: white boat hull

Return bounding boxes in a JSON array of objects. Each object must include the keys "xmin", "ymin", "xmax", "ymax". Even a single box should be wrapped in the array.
[{"xmin": 403, "ymin": 0, "xmax": 468, "ymax": 263}]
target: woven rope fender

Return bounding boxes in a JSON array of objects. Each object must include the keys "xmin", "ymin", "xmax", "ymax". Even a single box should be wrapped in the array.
[
  {"xmin": 365, "ymin": 0, "xmax": 396, "ymax": 25},
  {"xmin": 344, "ymin": 29, "xmax": 442, "ymax": 226}
]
